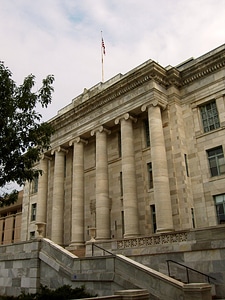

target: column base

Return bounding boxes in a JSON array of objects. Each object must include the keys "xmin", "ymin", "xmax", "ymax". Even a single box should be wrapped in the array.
[
  {"xmin": 156, "ymin": 228, "xmax": 174, "ymax": 234},
  {"xmin": 123, "ymin": 234, "xmax": 141, "ymax": 239}
]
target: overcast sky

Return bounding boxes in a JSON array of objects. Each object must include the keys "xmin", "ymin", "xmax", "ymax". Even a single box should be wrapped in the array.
[{"xmin": 1, "ymin": 0, "xmax": 225, "ymax": 121}]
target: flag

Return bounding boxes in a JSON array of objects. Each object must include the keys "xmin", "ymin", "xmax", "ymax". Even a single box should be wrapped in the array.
[{"xmin": 102, "ymin": 38, "xmax": 106, "ymax": 55}]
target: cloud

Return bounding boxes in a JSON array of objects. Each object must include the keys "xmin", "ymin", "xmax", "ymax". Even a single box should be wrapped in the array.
[{"xmin": 1, "ymin": 0, "xmax": 225, "ymax": 120}]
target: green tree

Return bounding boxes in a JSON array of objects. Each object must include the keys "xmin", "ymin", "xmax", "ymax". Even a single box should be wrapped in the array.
[{"xmin": 0, "ymin": 61, "xmax": 54, "ymax": 206}]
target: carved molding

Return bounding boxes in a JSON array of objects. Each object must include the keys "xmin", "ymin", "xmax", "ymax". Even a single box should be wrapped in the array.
[
  {"xmin": 51, "ymin": 49, "xmax": 225, "ymax": 131},
  {"xmin": 141, "ymin": 97, "xmax": 168, "ymax": 112},
  {"xmin": 91, "ymin": 125, "xmax": 111, "ymax": 136},
  {"xmin": 117, "ymin": 231, "xmax": 188, "ymax": 249},
  {"xmin": 51, "ymin": 146, "xmax": 68, "ymax": 155},
  {"xmin": 115, "ymin": 113, "xmax": 137, "ymax": 125},
  {"xmin": 69, "ymin": 137, "xmax": 88, "ymax": 146}
]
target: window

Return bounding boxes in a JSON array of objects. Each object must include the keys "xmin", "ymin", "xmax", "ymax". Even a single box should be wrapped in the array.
[
  {"xmin": 121, "ymin": 211, "xmax": 125, "ymax": 237},
  {"xmin": 200, "ymin": 100, "xmax": 220, "ymax": 133},
  {"xmin": 191, "ymin": 208, "xmax": 195, "ymax": 228},
  {"xmin": 30, "ymin": 231, "xmax": 35, "ymax": 239},
  {"xmin": 120, "ymin": 172, "xmax": 123, "ymax": 197},
  {"xmin": 207, "ymin": 146, "xmax": 225, "ymax": 177},
  {"xmin": 31, "ymin": 177, "xmax": 38, "ymax": 194},
  {"xmin": 184, "ymin": 154, "xmax": 189, "ymax": 177},
  {"xmin": 31, "ymin": 203, "xmax": 37, "ymax": 222},
  {"xmin": 150, "ymin": 205, "xmax": 157, "ymax": 233},
  {"xmin": 214, "ymin": 194, "xmax": 225, "ymax": 224},
  {"xmin": 118, "ymin": 131, "xmax": 122, "ymax": 157},
  {"xmin": 147, "ymin": 162, "xmax": 153, "ymax": 189},
  {"xmin": 144, "ymin": 119, "xmax": 150, "ymax": 147}
]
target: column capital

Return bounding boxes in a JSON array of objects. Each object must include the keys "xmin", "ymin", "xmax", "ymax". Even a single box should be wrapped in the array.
[
  {"xmin": 69, "ymin": 137, "xmax": 88, "ymax": 146},
  {"xmin": 115, "ymin": 113, "xmax": 137, "ymax": 125},
  {"xmin": 141, "ymin": 98, "xmax": 168, "ymax": 112},
  {"xmin": 51, "ymin": 146, "xmax": 68, "ymax": 155},
  {"xmin": 91, "ymin": 125, "xmax": 111, "ymax": 136},
  {"xmin": 40, "ymin": 154, "xmax": 52, "ymax": 161}
]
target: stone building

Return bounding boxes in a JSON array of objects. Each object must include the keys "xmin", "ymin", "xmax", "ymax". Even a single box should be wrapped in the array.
[
  {"xmin": 0, "ymin": 190, "xmax": 23, "ymax": 245},
  {"xmin": 21, "ymin": 44, "xmax": 225, "ymax": 253}
]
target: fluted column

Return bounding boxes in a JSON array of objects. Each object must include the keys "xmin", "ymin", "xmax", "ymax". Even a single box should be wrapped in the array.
[
  {"xmin": 142, "ymin": 99, "xmax": 174, "ymax": 233},
  {"xmin": 36, "ymin": 155, "xmax": 50, "ymax": 237},
  {"xmin": 51, "ymin": 147, "xmax": 67, "ymax": 244},
  {"xmin": 69, "ymin": 137, "xmax": 87, "ymax": 247},
  {"xmin": 115, "ymin": 113, "xmax": 140, "ymax": 238},
  {"xmin": 91, "ymin": 126, "xmax": 111, "ymax": 240}
]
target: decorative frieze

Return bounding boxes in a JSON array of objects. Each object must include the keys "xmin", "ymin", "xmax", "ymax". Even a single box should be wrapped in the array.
[{"xmin": 117, "ymin": 232, "xmax": 188, "ymax": 249}]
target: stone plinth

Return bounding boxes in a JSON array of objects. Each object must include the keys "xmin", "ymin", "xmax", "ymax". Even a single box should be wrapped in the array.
[
  {"xmin": 115, "ymin": 289, "xmax": 149, "ymax": 300},
  {"xmin": 183, "ymin": 283, "xmax": 212, "ymax": 300}
]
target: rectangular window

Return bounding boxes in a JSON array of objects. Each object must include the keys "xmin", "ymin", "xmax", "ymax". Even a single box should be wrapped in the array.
[
  {"xmin": 121, "ymin": 211, "xmax": 124, "ymax": 237},
  {"xmin": 191, "ymin": 208, "xmax": 195, "ymax": 228},
  {"xmin": 144, "ymin": 119, "xmax": 150, "ymax": 147},
  {"xmin": 147, "ymin": 162, "xmax": 153, "ymax": 189},
  {"xmin": 31, "ymin": 203, "xmax": 37, "ymax": 222},
  {"xmin": 118, "ymin": 131, "xmax": 122, "ymax": 157},
  {"xmin": 184, "ymin": 154, "xmax": 189, "ymax": 177},
  {"xmin": 30, "ymin": 231, "xmax": 35, "ymax": 239},
  {"xmin": 31, "ymin": 177, "xmax": 38, "ymax": 194},
  {"xmin": 207, "ymin": 146, "xmax": 225, "ymax": 177},
  {"xmin": 120, "ymin": 172, "xmax": 123, "ymax": 196},
  {"xmin": 200, "ymin": 100, "xmax": 220, "ymax": 133},
  {"xmin": 150, "ymin": 205, "xmax": 157, "ymax": 233},
  {"xmin": 214, "ymin": 194, "xmax": 225, "ymax": 224}
]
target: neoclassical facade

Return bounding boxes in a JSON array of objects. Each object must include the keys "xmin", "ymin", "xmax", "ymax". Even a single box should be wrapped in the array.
[{"xmin": 21, "ymin": 44, "xmax": 225, "ymax": 250}]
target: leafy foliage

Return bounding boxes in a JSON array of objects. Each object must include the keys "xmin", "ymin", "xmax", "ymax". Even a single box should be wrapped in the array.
[
  {"xmin": 0, "ymin": 284, "xmax": 96, "ymax": 300},
  {"xmin": 0, "ymin": 61, "xmax": 54, "ymax": 205}
]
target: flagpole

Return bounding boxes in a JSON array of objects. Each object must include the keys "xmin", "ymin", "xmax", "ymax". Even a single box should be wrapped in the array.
[{"xmin": 101, "ymin": 31, "xmax": 104, "ymax": 82}]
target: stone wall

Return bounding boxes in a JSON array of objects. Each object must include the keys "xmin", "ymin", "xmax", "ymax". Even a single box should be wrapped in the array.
[
  {"xmin": 88, "ymin": 226, "xmax": 225, "ymax": 298},
  {"xmin": 0, "ymin": 238, "xmax": 213, "ymax": 299},
  {"xmin": 0, "ymin": 240, "xmax": 40, "ymax": 296}
]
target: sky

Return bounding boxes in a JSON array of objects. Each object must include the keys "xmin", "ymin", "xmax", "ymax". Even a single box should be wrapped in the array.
[{"xmin": 1, "ymin": 0, "xmax": 225, "ymax": 121}]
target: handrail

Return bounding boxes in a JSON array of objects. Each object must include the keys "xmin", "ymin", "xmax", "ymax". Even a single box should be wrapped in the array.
[
  {"xmin": 166, "ymin": 259, "xmax": 216, "ymax": 283},
  {"xmin": 91, "ymin": 243, "xmax": 115, "ymax": 256}
]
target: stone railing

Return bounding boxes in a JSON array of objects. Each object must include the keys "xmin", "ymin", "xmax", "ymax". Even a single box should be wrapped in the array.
[{"xmin": 117, "ymin": 231, "xmax": 188, "ymax": 249}]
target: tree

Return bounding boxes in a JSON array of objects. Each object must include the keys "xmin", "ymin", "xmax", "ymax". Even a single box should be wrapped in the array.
[{"xmin": 0, "ymin": 61, "xmax": 54, "ymax": 206}]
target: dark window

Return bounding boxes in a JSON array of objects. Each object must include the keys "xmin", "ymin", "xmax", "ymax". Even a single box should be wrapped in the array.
[
  {"xmin": 207, "ymin": 146, "xmax": 225, "ymax": 177},
  {"xmin": 31, "ymin": 177, "xmax": 38, "ymax": 194},
  {"xmin": 191, "ymin": 208, "xmax": 195, "ymax": 228},
  {"xmin": 144, "ymin": 119, "xmax": 150, "ymax": 147},
  {"xmin": 31, "ymin": 203, "xmax": 37, "ymax": 222},
  {"xmin": 214, "ymin": 194, "xmax": 225, "ymax": 224},
  {"xmin": 184, "ymin": 154, "xmax": 189, "ymax": 177},
  {"xmin": 30, "ymin": 231, "xmax": 35, "ymax": 239},
  {"xmin": 200, "ymin": 100, "xmax": 220, "ymax": 132},
  {"xmin": 120, "ymin": 172, "xmax": 123, "ymax": 196},
  {"xmin": 118, "ymin": 131, "xmax": 122, "ymax": 157},
  {"xmin": 151, "ymin": 205, "xmax": 157, "ymax": 233},
  {"xmin": 147, "ymin": 162, "xmax": 153, "ymax": 189},
  {"xmin": 121, "ymin": 211, "xmax": 124, "ymax": 237}
]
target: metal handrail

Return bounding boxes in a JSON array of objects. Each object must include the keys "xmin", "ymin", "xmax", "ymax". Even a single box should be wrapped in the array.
[
  {"xmin": 91, "ymin": 243, "xmax": 115, "ymax": 256},
  {"xmin": 166, "ymin": 259, "xmax": 216, "ymax": 283}
]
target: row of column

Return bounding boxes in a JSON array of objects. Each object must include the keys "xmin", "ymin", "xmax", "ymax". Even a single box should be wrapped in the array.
[{"xmin": 36, "ymin": 99, "xmax": 174, "ymax": 245}]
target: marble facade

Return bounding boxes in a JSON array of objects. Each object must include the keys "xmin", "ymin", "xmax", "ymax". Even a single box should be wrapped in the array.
[{"xmin": 21, "ymin": 44, "xmax": 225, "ymax": 250}]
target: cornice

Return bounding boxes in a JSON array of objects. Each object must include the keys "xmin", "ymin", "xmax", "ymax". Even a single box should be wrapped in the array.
[
  {"xmin": 51, "ymin": 47, "xmax": 225, "ymax": 130},
  {"xmin": 51, "ymin": 62, "xmax": 174, "ymax": 129},
  {"xmin": 180, "ymin": 50, "xmax": 225, "ymax": 86}
]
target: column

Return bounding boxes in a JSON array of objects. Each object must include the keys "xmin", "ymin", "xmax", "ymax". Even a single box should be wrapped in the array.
[
  {"xmin": 36, "ymin": 155, "xmax": 49, "ymax": 237},
  {"xmin": 51, "ymin": 147, "xmax": 67, "ymax": 244},
  {"xmin": 69, "ymin": 137, "xmax": 87, "ymax": 247},
  {"xmin": 142, "ymin": 99, "xmax": 174, "ymax": 233},
  {"xmin": 91, "ymin": 126, "xmax": 111, "ymax": 240},
  {"xmin": 115, "ymin": 113, "xmax": 140, "ymax": 238}
]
